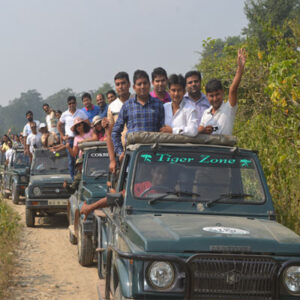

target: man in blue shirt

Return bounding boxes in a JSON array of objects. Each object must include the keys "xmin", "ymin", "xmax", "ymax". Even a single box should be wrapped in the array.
[
  {"xmin": 96, "ymin": 93, "xmax": 108, "ymax": 118},
  {"xmin": 81, "ymin": 92, "xmax": 100, "ymax": 122},
  {"xmin": 112, "ymin": 70, "xmax": 165, "ymax": 159}
]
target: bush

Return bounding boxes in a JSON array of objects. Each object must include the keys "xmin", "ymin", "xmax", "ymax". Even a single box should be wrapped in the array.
[
  {"xmin": 197, "ymin": 20, "xmax": 300, "ymax": 233},
  {"xmin": 0, "ymin": 198, "xmax": 20, "ymax": 299}
]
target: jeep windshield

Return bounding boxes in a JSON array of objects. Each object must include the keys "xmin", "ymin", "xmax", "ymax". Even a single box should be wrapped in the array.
[
  {"xmin": 13, "ymin": 151, "xmax": 30, "ymax": 168},
  {"xmin": 133, "ymin": 150, "xmax": 265, "ymax": 205},
  {"xmin": 84, "ymin": 151, "xmax": 109, "ymax": 177},
  {"xmin": 31, "ymin": 150, "xmax": 69, "ymax": 175}
]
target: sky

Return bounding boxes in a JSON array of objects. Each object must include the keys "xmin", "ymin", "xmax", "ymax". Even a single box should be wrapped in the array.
[{"xmin": 0, "ymin": 0, "xmax": 248, "ymax": 106}]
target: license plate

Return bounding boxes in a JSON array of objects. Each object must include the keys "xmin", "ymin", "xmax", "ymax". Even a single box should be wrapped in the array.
[{"xmin": 48, "ymin": 200, "xmax": 68, "ymax": 206}]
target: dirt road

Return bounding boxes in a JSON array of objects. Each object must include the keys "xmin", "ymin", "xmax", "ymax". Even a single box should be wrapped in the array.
[{"xmin": 5, "ymin": 199, "xmax": 104, "ymax": 300}]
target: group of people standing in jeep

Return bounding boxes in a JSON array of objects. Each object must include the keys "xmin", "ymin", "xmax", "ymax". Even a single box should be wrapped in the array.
[{"xmin": 0, "ymin": 48, "xmax": 246, "ymax": 198}]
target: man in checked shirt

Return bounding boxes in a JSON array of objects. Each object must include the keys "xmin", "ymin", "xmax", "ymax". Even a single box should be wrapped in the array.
[{"xmin": 112, "ymin": 70, "xmax": 165, "ymax": 162}]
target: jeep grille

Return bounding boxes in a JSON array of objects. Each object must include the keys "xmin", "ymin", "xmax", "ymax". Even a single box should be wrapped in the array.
[
  {"xmin": 187, "ymin": 254, "xmax": 278, "ymax": 300},
  {"xmin": 37, "ymin": 184, "xmax": 70, "ymax": 198}
]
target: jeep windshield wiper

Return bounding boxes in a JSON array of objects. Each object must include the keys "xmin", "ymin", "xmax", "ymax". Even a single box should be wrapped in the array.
[
  {"xmin": 148, "ymin": 191, "xmax": 179, "ymax": 205},
  {"xmin": 148, "ymin": 191, "xmax": 201, "ymax": 205},
  {"xmin": 205, "ymin": 193, "xmax": 253, "ymax": 208}
]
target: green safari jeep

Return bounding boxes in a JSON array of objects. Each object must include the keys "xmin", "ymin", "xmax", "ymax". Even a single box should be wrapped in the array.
[
  {"xmin": 2, "ymin": 148, "xmax": 30, "ymax": 204},
  {"xmin": 25, "ymin": 148, "xmax": 72, "ymax": 227},
  {"xmin": 67, "ymin": 141, "xmax": 109, "ymax": 267},
  {"xmin": 94, "ymin": 132, "xmax": 300, "ymax": 300}
]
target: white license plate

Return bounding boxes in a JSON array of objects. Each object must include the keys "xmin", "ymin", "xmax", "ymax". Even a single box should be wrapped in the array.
[{"xmin": 48, "ymin": 200, "xmax": 68, "ymax": 206}]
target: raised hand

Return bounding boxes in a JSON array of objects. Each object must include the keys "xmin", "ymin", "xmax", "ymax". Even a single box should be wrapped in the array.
[{"xmin": 237, "ymin": 48, "xmax": 247, "ymax": 70}]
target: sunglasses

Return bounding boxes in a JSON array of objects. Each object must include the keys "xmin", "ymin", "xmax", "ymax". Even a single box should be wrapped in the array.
[
  {"xmin": 68, "ymin": 101, "xmax": 76, "ymax": 105},
  {"xmin": 75, "ymin": 122, "xmax": 84, "ymax": 127}
]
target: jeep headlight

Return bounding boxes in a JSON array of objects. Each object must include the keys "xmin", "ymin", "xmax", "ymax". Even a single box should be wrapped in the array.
[
  {"xmin": 147, "ymin": 261, "xmax": 175, "ymax": 290},
  {"xmin": 283, "ymin": 266, "xmax": 300, "ymax": 295},
  {"xmin": 20, "ymin": 176, "xmax": 27, "ymax": 183},
  {"xmin": 33, "ymin": 186, "xmax": 41, "ymax": 196}
]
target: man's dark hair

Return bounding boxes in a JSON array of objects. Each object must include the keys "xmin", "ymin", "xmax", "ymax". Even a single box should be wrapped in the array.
[
  {"xmin": 42, "ymin": 103, "xmax": 49, "ymax": 108},
  {"xmin": 205, "ymin": 79, "xmax": 223, "ymax": 93},
  {"xmin": 81, "ymin": 92, "xmax": 92, "ymax": 101},
  {"xmin": 97, "ymin": 93, "xmax": 105, "ymax": 99},
  {"xmin": 133, "ymin": 70, "xmax": 150, "ymax": 84},
  {"xmin": 114, "ymin": 72, "xmax": 130, "ymax": 82},
  {"xmin": 56, "ymin": 110, "xmax": 62, "ymax": 114},
  {"xmin": 168, "ymin": 74, "xmax": 186, "ymax": 89},
  {"xmin": 67, "ymin": 96, "xmax": 76, "ymax": 103},
  {"xmin": 25, "ymin": 110, "xmax": 33, "ymax": 116},
  {"xmin": 151, "ymin": 67, "xmax": 168, "ymax": 81},
  {"xmin": 106, "ymin": 90, "xmax": 116, "ymax": 97},
  {"xmin": 185, "ymin": 70, "xmax": 202, "ymax": 81}
]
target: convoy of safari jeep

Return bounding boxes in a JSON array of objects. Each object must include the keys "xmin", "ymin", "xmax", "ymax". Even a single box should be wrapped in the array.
[{"xmin": 1, "ymin": 133, "xmax": 300, "ymax": 300}]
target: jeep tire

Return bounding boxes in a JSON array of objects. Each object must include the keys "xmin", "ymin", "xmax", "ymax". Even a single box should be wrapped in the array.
[
  {"xmin": 25, "ymin": 208, "xmax": 35, "ymax": 227},
  {"xmin": 12, "ymin": 182, "xmax": 20, "ymax": 204},
  {"xmin": 78, "ymin": 221, "xmax": 94, "ymax": 266}
]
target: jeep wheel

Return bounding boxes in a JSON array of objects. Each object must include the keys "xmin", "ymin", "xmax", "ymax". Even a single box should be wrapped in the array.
[
  {"xmin": 25, "ymin": 208, "xmax": 35, "ymax": 227},
  {"xmin": 69, "ymin": 228, "xmax": 77, "ymax": 245},
  {"xmin": 77, "ymin": 221, "xmax": 94, "ymax": 266},
  {"xmin": 12, "ymin": 182, "xmax": 20, "ymax": 204}
]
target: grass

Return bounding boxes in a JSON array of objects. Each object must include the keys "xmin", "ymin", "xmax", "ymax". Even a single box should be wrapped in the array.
[{"xmin": 0, "ymin": 197, "xmax": 21, "ymax": 299}]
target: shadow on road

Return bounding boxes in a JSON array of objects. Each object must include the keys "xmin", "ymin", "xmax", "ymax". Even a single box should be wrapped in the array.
[{"xmin": 34, "ymin": 213, "xmax": 69, "ymax": 229}]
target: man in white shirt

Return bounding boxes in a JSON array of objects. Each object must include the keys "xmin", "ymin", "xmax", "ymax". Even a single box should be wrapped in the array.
[
  {"xmin": 23, "ymin": 110, "xmax": 40, "ymax": 151},
  {"xmin": 183, "ymin": 71, "xmax": 210, "ymax": 124},
  {"xmin": 57, "ymin": 96, "xmax": 88, "ymax": 179},
  {"xmin": 160, "ymin": 74, "xmax": 198, "ymax": 137},
  {"xmin": 199, "ymin": 48, "xmax": 247, "ymax": 135},
  {"xmin": 42, "ymin": 103, "xmax": 58, "ymax": 134},
  {"xmin": 26, "ymin": 122, "xmax": 42, "ymax": 160},
  {"xmin": 5, "ymin": 141, "xmax": 14, "ymax": 166}
]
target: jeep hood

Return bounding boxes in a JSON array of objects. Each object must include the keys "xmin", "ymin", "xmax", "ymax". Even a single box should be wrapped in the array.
[
  {"xmin": 29, "ymin": 174, "xmax": 72, "ymax": 184},
  {"xmin": 126, "ymin": 214, "xmax": 300, "ymax": 255}
]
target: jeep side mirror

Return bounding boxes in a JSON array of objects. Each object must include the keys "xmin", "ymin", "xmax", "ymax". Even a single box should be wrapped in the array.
[{"xmin": 106, "ymin": 192, "xmax": 124, "ymax": 207}]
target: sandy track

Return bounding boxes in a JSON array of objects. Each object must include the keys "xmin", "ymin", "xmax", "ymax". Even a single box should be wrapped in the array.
[{"xmin": 5, "ymin": 198, "xmax": 104, "ymax": 300}]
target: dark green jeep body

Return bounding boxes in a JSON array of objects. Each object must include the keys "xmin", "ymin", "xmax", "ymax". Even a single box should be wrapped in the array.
[
  {"xmin": 95, "ymin": 133, "xmax": 300, "ymax": 300},
  {"xmin": 2, "ymin": 148, "xmax": 30, "ymax": 204},
  {"xmin": 25, "ymin": 148, "xmax": 72, "ymax": 227},
  {"xmin": 67, "ymin": 141, "xmax": 109, "ymax": 266}
]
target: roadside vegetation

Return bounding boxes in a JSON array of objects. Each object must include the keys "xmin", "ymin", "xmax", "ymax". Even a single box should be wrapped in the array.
[
  {"xmin": 0, "ymin": 198, "xmax": 21, "ymax": 299},
  {"xmin": 197, "ymin": 0, "xmax": 300, "ymax": 233}
]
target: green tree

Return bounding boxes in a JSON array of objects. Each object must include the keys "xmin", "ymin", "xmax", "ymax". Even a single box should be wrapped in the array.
[
  {"xmin": 243, "ymin": 0, "xmax": 300, "ymax": 49},
  {"xmin": 43, "ymin": 88, "xmax": 75, "ymax": 112},
  {"xmin": 201, "ymin": 36, "xmax": 244, "ymax": 60},
  {"xmin": 197, "ymin": 20, "xmax": 300, "ymax": 233},
  {"xmin": 0, "ymin": 90, "xmax": 44, "ymax": 135},
  {"xmin": 93, "ymin": 82, "xmax": 114, "ymax": 101}
]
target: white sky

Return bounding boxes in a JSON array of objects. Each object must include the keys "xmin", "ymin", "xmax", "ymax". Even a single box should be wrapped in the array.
[{"xmin": 0, "ymin": 0, "xmax": 248, "ymax": 105}]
